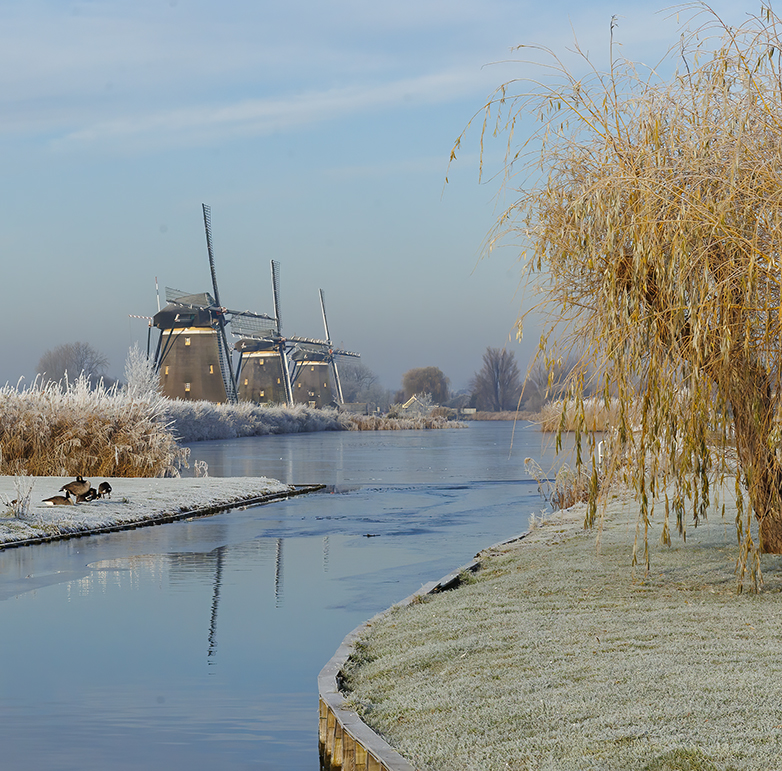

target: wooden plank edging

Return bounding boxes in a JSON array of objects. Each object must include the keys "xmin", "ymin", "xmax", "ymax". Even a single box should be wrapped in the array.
[{"xmin": 317, "ymin": 528, "xmax": 531, "ymax": 771}]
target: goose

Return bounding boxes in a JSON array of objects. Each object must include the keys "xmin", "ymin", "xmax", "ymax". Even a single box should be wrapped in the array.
[
  {"xmin": 59, "ymin": 475, "xmax": 90, "ymax": 497},
  {"xmin": 76, "ymin": 488, "xmax": 98, "ymax": 503},
  {"xmin": 43, "ymin": 491, "xmax": 73, "ymax": 506},
  {"xmin": 97, "ymin": 482, "xmax": 112, "ymax": 499}
]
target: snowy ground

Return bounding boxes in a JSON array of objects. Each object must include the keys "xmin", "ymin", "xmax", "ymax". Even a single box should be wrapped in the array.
[{"xmin": 0, "ymin": 475, "xmax": 295, "ymax": 547}]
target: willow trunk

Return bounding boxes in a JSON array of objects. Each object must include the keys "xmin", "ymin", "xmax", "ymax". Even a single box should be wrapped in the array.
[{"xmin": 728, "ymin": 371, "xmax": 782, "ymax": 553}]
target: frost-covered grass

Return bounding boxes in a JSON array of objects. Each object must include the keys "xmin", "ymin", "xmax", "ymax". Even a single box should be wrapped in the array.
[
  {"xmin": 0, "ymin": 375, "xmax": 185, "ymax": 478},
  {"xmin": 0, "ymin": 475, "xmax": 292, "ymax": 545},
  {"xmin": 344, "ymin": 414, "xmax": 463, "ymax": 431},
  {"xmin": 342, "ymin": 485, "xmax": 782, "ymax": 771},
  {"xmin": 165, "ymin": 400, "xmax": 349, "ymax": 442}
]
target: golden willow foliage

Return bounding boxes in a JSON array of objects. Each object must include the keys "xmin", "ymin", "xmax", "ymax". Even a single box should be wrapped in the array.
[{"xmin": 459, "ymin": 4, "xmax": 782, "ymax": 586}]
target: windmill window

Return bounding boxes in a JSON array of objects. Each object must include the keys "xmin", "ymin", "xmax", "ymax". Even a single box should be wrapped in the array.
[
  {"xmin": 308, "ymin": 401, "xmax": 316, "ymax": 408},
  {"xmin": 164, "ymin": 366, "xmax": 169, "ymax": 376},
  {"xmin": 209, "ymin": 365, "xmax": 214, "ymax": 374},
  {"xmin": 297, "ymin": 383, "xmax": 301, "ymax": 388},
  {"xmin": 277, "ymin": 378, "xmax": 281, "ymax": 384},
  {"xmin": 323, "ymin": 382, "xmax": 327, "ymax": 388},
  {"xmin": 244, "ymin": 378, "xmax": 248, "ymax": 386},
  {"xmin": 185, "ymin": 337, "xmax": 191, "ymax": 346},
  {"xmin": 259, "ymin": 359, "xmax": 264, "ymax": 365},
  {"xmin": 260, "ymin": 390, "xmax": 265, "ymax": 397},
  {"xmin": 311, "ymin": 366, "xmax": 315, "ymax": 371},
  {"xmin": 184, "ymin": 383, "xmax": 191, "ymax": 392}
]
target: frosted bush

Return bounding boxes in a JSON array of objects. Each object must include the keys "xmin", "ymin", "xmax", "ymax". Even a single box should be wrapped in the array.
[
  {"xmin": 0, "ymin": 476, "xmax": 35, "ymax": 520},
  {"xmin": 0, "ymin": 375, "xmax": 186, "ymax": 477},
  {"xmin": 165, "ymin": 399, "xmax": 350, "ymax": 443},
  {"xmin": 124, "ymin": 343, "xmax": 161, "ymax": 401}
]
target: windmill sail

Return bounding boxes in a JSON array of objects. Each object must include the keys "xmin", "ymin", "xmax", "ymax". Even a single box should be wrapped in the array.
[
  {"xmin": 202, "ymin": 204, "xmax": 238, "ymax": 403},
  {"xmin": 320, "ymin": 289, "xmax": 345, "ymax": 403},
  {"xmin": 271, "ymin": 260, "xmax": 294, "ymax": 406}
]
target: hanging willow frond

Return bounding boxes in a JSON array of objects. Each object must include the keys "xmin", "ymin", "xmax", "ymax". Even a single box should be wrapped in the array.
[{"xmin": 460, "ymin": 3, "xmax": 782, "ymax": 587}]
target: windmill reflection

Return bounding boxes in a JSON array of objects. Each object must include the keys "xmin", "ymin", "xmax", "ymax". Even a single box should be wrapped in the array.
[
  {"xmin": 199, "ymin": 538, "xmax": 286, "ymax": 663},
  {"xmin": 207, "ymin": 545, "xmax": 226, "ymax": 664},
  {"xmin": 274, "ymin": 538, "xmax": 283, "ymax": 608}
]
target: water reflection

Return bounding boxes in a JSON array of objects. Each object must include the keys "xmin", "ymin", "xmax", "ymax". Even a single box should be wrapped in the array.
[
  {"xmin": 0, "ymin": 422, "xmax": 572, "ymax": 771},
  {"xmin": 207, "ymin": 546, "xmax": 224, "ymax": 663}
]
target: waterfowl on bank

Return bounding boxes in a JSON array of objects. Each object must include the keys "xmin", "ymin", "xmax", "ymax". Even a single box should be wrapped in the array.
[
  {"xmin": 76, "ymin": 488, "xmax": 98, "ymax": 503},
  {"xmin": 59, "ymin": 475, "xmax": 90, "ymax": 497},
  {"xmin": 97, "ymin": 482, "xmax": 112, "ymax": 499},
  {"xmin": 43, "ymin": 491, "xmax": 73, "ymax": 506}
]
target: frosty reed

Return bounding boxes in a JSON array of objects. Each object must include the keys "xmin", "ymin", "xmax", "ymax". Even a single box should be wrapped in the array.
[{"xmin": 0, "ymin": 375, "xmax": 185, "ymax": 477}]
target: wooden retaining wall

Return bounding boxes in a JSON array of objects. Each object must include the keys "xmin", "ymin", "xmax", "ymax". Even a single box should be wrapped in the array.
[{"xmin": 317, "ymin": 530, "xmax": 530, "ymax": 771}]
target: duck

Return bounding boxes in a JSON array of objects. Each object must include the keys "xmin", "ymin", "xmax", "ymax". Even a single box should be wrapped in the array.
[
  {"xmin": 97, "ymin": 482, "xmax": 112, "ymax": 499},
  {"xmin": 76, "ymin": 488, "xmax": 98, "ymax": 503},
  {"xmin": 43, "ymin": 491, "xmax": 73, "ymax": 506},
  {"xmin": 59, "ymin": 475, "xmax": 90, "ymax": 498}
]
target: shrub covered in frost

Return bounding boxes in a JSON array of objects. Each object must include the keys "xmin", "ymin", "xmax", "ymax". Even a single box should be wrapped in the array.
[
  {"xmin": 164, "ymin": 399, "xmax": 351, "ymax": 443},
  {"xmin": 0, "ymin": 374, "xmax": 186, "ymax": 477}
]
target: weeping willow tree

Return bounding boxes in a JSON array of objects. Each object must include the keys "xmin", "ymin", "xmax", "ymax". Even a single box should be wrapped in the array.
[{"xmin": 458, "ymin": 4, "xmax": 782, "ymax": 581}]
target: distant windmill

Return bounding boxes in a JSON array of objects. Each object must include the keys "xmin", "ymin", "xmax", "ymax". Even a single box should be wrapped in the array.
[
  {"xmin": 232, "ymin": 260, "xmax": 294, "ymax": 405},
  {"xmin": 233, "ymin": 261, "xmax": 359, "ymax": 407},
  {"xmin": 152, "ymin": 204, "xmax": 275, "ymax": 403}
]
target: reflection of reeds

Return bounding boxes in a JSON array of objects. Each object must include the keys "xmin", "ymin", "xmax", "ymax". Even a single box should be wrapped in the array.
[
  {"xmin": 0, "ymin": 376, "xmax": 185, "ymax": 477},
  {"xmin": 538, "ymin": 398, "xmax": 624, "ymax": 432}
]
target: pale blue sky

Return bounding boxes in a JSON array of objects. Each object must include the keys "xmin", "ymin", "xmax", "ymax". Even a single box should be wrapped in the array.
[{"xmin": 0, "ymin": 0, "xmax": 749, "ymax": 391}]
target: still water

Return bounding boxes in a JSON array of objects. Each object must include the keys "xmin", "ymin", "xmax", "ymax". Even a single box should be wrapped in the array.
[{"xmin": 0, "ymin": 421, "xmax": 571, "ymax": 771}]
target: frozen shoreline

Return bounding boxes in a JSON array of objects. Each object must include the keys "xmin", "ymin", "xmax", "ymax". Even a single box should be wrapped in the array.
[{"xmin": 0, "ymin": 476, "xmax": 304, "ymax": 548}]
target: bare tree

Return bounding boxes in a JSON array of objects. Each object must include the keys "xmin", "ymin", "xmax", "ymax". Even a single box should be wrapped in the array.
[
  {"xmin": 522, "ymin": 355, "xmax": 584, "ymax": 413},
  {"xmin": 339, "ymin": 362, "xmax": 379, "ymax": 403},
  {"xmin": 470, "ymin": 347, "xmax": 522, "ymax": 412},
  {"xmin": 459, "ymin": 7, "xmax": 782, "ymax": 574},
  {"xmin": 38, "ymin": 342, "xmax": 109, "ymax": 385},
  {"xmin": 401, "ymin": 367, "xmax": 449, "ymax": 404}
]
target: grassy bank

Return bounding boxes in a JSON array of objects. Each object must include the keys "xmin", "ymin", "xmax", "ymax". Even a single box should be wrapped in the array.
[{"xmin": 342, "ymin": 485, "xmax": 782, "ymax": 771}]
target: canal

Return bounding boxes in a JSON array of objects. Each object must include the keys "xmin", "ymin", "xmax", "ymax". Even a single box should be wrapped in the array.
[{"xmin": 0, "ymin": 421, "xmax": 572, "ymax": 770}]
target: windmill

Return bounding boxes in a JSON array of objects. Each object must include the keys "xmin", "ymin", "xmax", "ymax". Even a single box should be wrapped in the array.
[
  {"xmin": 233, "ymin": 261, "xmax": 360, "ymax": 407},
  {"xmin": 152, "ymin": 204, "xmax": 275, "ymax": 403},
  {"xmin": 232, "ymin": 260, "xmax": 294, "ymax": 405}
]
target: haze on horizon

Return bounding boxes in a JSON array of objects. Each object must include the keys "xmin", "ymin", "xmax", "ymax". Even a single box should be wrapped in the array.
[{"xmin": 0, "ymin": 0, "xmax": 749, "ymax": 393}]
